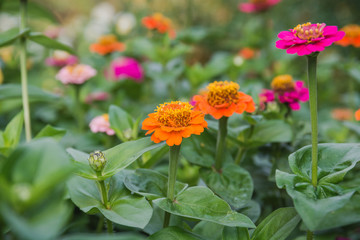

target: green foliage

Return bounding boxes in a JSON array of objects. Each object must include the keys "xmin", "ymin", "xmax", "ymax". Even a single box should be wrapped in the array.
[
  {"xmin": 67, "ymin": 173, "xmax": 152, "ymax": 228},
  {"xmin": 276, "ymin": 144, "xmax": 360, "ymax": 231},
  {"xmin": 153, "ymin": 186, "xmax": 255, "ymax": 228},
  {"xmin": 200, "ymin": 163, "xmax": 253, "ymax": 209},
  {"xmin": 149, "ymin": 227, "xmax": 205, "ymax": 240},
  {"xmin": 0, "ymin": 111, "xmax": 23, "ymax": 155},
  {"xmin": 27, "ymin": 32, "xmax": 75, "ymax": 54},
  {"xmin": 109, "ymin": 105, "xmax": 140, "ymax": 141},
  {"xmin": 250, "ymin": 208, "xmax": 300, "ymax": 240},
  {"xmin": 67, "ymin": 137, "xmax": 165, "ymax": 180},
  {"xmin": 0, "ymin": 139, "xmax": 73, "ymax": 240},
  {"xmin": 0, "ymin": 27, "xmax": 30, "ymax": 47}
]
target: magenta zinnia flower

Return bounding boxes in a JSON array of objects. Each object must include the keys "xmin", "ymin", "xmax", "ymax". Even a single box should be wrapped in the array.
[
  {"xmin": 46, "ymin": 50, "xmax": 78, "ymax": 67},
  {"xmin": 89, "ymin": 114, "xmax": 115, "ymax": 136},
  {"xmin": 56, "ymin": 64, "xmax": 97, "ymax": 85},
  {"xmin": 278, "ymin": 81, "xmax": 309, "ymax": 110},
  {"xmin": 276, "ymin": 22, "xmax": 345, "ymax": 56},
  {"xmin": 238, "ymin": 0, "xmax": 281, "ymax": 13},
  {"xmin": 106, "ymin": 57, "xmax": 144, "ymax": 82}
]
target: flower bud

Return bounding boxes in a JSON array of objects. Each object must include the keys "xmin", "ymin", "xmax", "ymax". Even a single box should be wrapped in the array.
[{"xmin": 88, "ymin": 150, "xmax": 106, "ymax": 172}]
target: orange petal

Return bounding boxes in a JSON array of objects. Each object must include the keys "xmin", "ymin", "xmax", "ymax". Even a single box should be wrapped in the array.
[
  {"xmin": 355, "ymin": 109, "xmax": 360, "ymax": 121},
  {"xmin": 151, "ymin": 134, "xmax": 161, "ymax": 143},
  {"xmin": 166, "ymin": 132, "xmax": 183, "ymax": 146},
  {"xmin": 154, "ymin": 128, "xmax": 171, "ymax": 141}
]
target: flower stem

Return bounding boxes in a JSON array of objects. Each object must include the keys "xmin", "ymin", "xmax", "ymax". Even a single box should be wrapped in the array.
[
  {"xmin": 307, "ymin": 55, "xmax": 318, "ymax": 188},
  {"xmin": 163, "ymin": 144, "xmax": 181, "ymax": 228},
  {"xmin": 235, "ymin": 124, "xmax": 254, "ymax": 165},
  {"xmin": 307, "ymin": 230, "xmax": 313, "ymax": 240},
  {"xmin": 20, "ymin": 0, "xmax": 31, "ymax": 142},
  {"xmin": 215, "ymin": 117, "xmax": 228, "ymax": 170},
  {"xmin": 74, "ymin": 85, "xmax": 84, "ymax": 131},
  {"xmin": 98, "ymin": 180, "xmax": 113, "ymax": 233}
]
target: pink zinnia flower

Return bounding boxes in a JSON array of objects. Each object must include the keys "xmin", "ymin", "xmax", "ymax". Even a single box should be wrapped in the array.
[
  {"xmin": 278, "ymin": 81, "xmax": 309, "ymax": 110},
  {"xmin": 85, "ymin": 91, "xmax": 110, "ymax": 104},
  {"xmin": 276, "ymin": 22, "xmax": 345, "ymax": 56},
  {"xmin": 89, "ymin": 114, "xmax": 115, "ymax": 136},
  {"xmin": 56, "ymin": 64, "xmax": 97, "ymax": 85},
  {"xmin": 46, "ymin": 50, "xmax": 78, "ymax": 67},
  {"xmin": 106, "ymin": 57, "xmax": 144, "ymax": 82},
  {"xmin": 239, "ymin": 0, "xmax": 281, "ymax": 13}
]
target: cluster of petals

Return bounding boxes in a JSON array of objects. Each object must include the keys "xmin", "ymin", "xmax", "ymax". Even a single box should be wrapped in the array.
[
  {"xmin": 90, "ymin": 34, "xmax": 126, "ymax": 55},
  {"xmin": 142, "ymin": 101, "xmax": 207, "ymax": 146},
  {"xmin": 238, "ymin": 0, "xmax": 281, "ymax": 13},
  {"xmin": 105, "ymin": 57, "xmax": 144, "ymax": 82},
  {"xmin": 192, "ymin": 81, "xmax": 256, "ymax": 119},
  {"xmin": 335, "ymin": 24, "xmax": 360, "ymax": 48},
  {"xmin": 89, "ymin": 114, "xmax": 115, "ymax": 135},
  {"xmin": 85, "ymin": 91, "xmax": 110, "ymax": 104},
  {"xmin": 355, "ymin": 109, "xmax": 360, "ymax": 121},
  {"xmin": 45, "ymin": 50, "xmax": 78, "ymax": 67},
  {"xmin": 142, "ymin": 13, "xmax": 176, "ymax": 38},
  {"xmin": 260, "ymin": 75, "xmax": 309, "ymax": 111},
  {"xmin": 276, "ymin": 22, "xmax": 345, "ymax": 56},
  {"xmin": 56, "ymin": 64, "xmax": 97, "ymax": 85}
]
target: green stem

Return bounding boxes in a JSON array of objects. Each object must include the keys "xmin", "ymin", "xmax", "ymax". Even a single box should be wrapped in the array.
[
  {"xmin": 163, "ymin": 144, "xmax": 181, "ymax": 228},
  {"xmin": 307, "ymin": 230, "xmax": 313, "ymax": 240},
  {"xmin": 215, "ymin": 117, "xmax": 228, "ymax": 170},
  {"xmin": 20, "ymin": 0, "xmax": 31, "ymax": 142},
  {"xmin": 307, "ymin": 55, "xmax": 318, "ymax": 188},
  {"xmin": 234, "ymin": 124, "xmax": 254, "ymax": 165},
  {"xmin": 96, "ymin": 215, "xmax": 104, "ymax": 233},
  {"xmin": 74, "ymin": 85, "xmax": 84, "ymax": 131},
  {"xmin": 98, "ymin": 180, "xmax": 113, "ymax": 233}
]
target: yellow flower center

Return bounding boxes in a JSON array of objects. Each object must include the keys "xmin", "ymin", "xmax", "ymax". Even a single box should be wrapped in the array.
[
  {"xmin": 206, "ymin": 81, "xmax": 240, "ymax": 107},
  {"xmin": 66, "ymin": 64, "xmax": 84, "ymax": 75},
  {"xmin": 98, "ymin": 35, "xmax": 117, "ymax": 45},
  {"xmin": 102, "ymin": 114, "xmax": 109, "ymax": 122},
  {"xmin": 271, "ymin": 75, "xmax": 295, "ymax": 93},
  {"xmin": 156, "ymin": 101, "xmax": 192, "ymax": 127},
  {"xmin": 293, "ymin": 22, "xmax": 325, "ymax": 42},
  {"xmin": 341, "ymin": 24, "xmax": 360, "ymax": 38}
]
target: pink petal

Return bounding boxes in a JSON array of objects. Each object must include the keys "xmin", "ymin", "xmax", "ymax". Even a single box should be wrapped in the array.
[
  {"xmin": 323, "ymin": 26, "xmax": 338, "ymax": 36},
  {"xmin": 289, "ymin": 102, "xmax": 301, "ymax": 111},
  {"xmin": 286, "ymin": 44, "xmax": 305, "ymax": 54},
  {"xmin": 276, "ymin": 40, "xmax": 294, "ymax": 49},
  {"xmin": 238, "ymin": 3, "xmax": 256, "ymax": 13},
  {"xmin": 278, "ymin": 31, "xmax": 295, "ymax": 40}
]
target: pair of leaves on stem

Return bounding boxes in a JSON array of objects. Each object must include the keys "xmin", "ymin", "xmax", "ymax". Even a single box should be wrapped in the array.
[{"xmin": 276, "ymin": 143, "xmax": 360, "ymax": 231}]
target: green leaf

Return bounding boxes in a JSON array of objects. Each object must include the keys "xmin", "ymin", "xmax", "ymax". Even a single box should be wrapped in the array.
[
  {"xmin": 2, "ymin": 111, "xmax": 23, "ymax": 149},
  {"xmin": 109, "ymin": 105, "xmax": 133, "ymax": 141},
  {"xmin": 149, "ymin": 227, "xmax": 205, "ymax": 240},
  {"xmin": 0, "ymin": 139, "xmax": 73, "ymax": 240},
  {"xmin": 193, "ymin": 221, "xmax": 223, "ymax": 240},
  {"xmin": 67, "ymin": 137, "xmax": 165, "ymax": 180},
  {"xmin": 124, "ymin": 168, "xmax": 188, "ymax": 200},
  {"xmin": 239, "ymin": 120, "xmax": 292, "ymax": 147},
  {"xmin": 61, "ymin": 233, "xmax": 146, "ymax": 240},
  {"xmin": 67, "ymin": 173, "xmax": 152, "ymax": 228},
  {"xmin": 250, "ymin": 207, "xmax": 300, "ymax": 240},
  {"xmin": 0, "ymin": 27, "xmax": 30, "ymax": 47},
  {"xmin": 200, "ymin": 164, "xmax": 253, "ymax": 209},
  {"xmin": 28, "ymin": 32, "xmax": 75, "ymax": 54},
  {"xmin": 223, "ymin": 227, "xmax": 250, "ymax": 240},
  {"xmin": 276, "ymin": 143, "xmax": 360, "ymax": 231},
  {"xmin": 153, "ymin": 186, "xmax": 255, "ymax": 228},
  {"xmin": 0, "ymin": 84, "xmax": 59, "ymax": 102},
  {"xmin": 288, "ymin": 143, "xmax": 360, "ymax": 184},
  {"xmin": 34, "ymin": 124, "xmax": 66, "ymax": 141}
]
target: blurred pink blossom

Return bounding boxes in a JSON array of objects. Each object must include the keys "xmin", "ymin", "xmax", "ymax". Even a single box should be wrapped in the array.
[
  {"xmin": 44, "ymin": 26, "xmax": 61, "ymax": 39},
  {"xmin": 278, "ymin": 81, "xmax": 309, "ymax": 110},
  {"xmin": 259, "ymin": 89, "xmax": 275, "ymax": 110},
  {"xmin": 46, "ymin": 50, "xmax": 78, "ymax": 67},
  {"xmin": 106, "ymin": 57, "xmax": 143, "ymax": 82},
  {"xmin": 85, "ymin": 91, "xmax": 110, "ymax": 104},
  {"xmin": 239, "ymin": 0, "xmax": 281, "ymax": 13},
  {"xmin": 89, "ymin": 114, "xmax": 115, "ymax": 135},
  {"xmin": 56, "ymin": 64, "xmax": 97, "ymax": 85}
]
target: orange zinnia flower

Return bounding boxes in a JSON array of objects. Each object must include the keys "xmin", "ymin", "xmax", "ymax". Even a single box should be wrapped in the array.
[
  {"xmin": 142, "ymin": 13, "xmax": 176, "ymax": 38},
  {"xmin": 331, "ymin": 108, "xmax": 353, "ymax": 121},
  {"xmin": 336, "ymin": 24, "xmax": 360, "ymax": 48},
  {"xmin": 142, "ymin": 101, "xmax": 207, "ymax": 146},
  {"xmin": 238, "ymin": 47, "xmax": 257, "ymax": 60},
  {"xmin": 192, "ymin": 81, "xmax": 256, "ymax": 119},
  {"xmin": 90, "ymin": 34, "xmax": 125, "ymax": 55},
  {"xmin": 355, "ymin": 109, "xmax": 360, "ymax": 121}
]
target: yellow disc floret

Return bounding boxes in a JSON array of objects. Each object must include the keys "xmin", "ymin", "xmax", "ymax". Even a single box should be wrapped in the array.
[
  {"xmin": 271, "ymin": 74, "xmax": 295, "ymax": 93},
  {"xmin": 156, "ymin": 101, "xmax": 193, "ymax": 127},
  {"xmin": 98, "ymin": 35, "xmax": 117, "ymax": 45},
  {"xmin": 206, "ymin": 81, "xmax": 240, "ymax": 107},
  {"xmin": 293, "ymin": 22, "xmax": 325, "ymax": 42}
]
